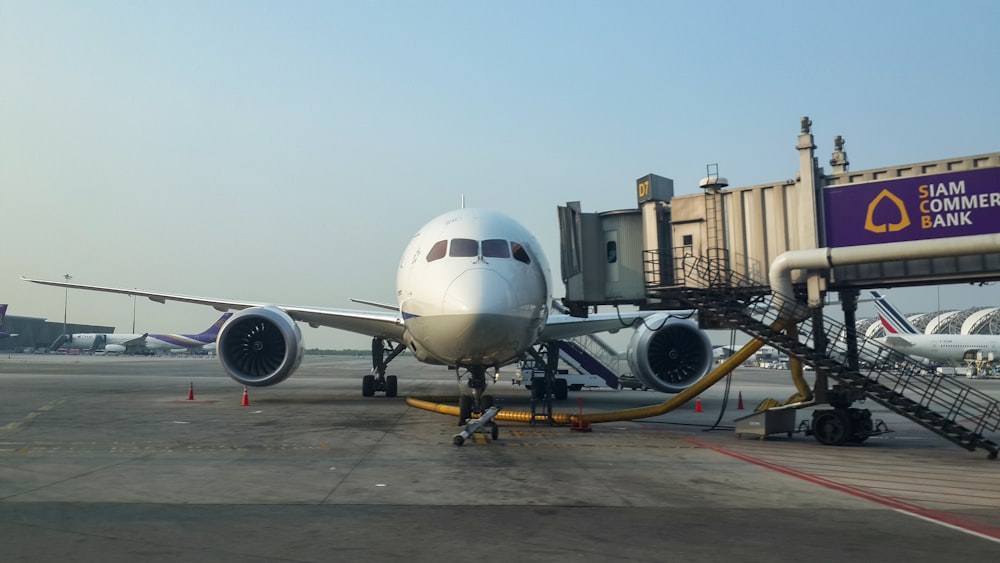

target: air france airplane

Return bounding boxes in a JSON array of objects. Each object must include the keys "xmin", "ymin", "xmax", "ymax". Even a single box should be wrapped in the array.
[
  {"xmin": 873, "ymin": 290, "xmax": 1000, "ymax": 364},
  {"xmin": 24, "ymin": 208, "xmax": 714, "ymax": 421},
  {"xmin": 50, "ymin": 313, "xmax": 232, "ymax": 354}
]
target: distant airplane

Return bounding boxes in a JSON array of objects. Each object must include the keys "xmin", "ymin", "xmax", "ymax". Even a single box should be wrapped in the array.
[
  {"xmin": 0, "ymin": 304, "xmax": 18, "ymax": 339},
  {"xmin": 48, "ymin": 313, "xmax": 232, "ymax": 354},
  {"xmin": 23, "ymin": 208, "xmax": 716, "ymax": 427},
  {"xmin": 872, "ymin": 290, "xmax": 1000, "ymax": 365}
]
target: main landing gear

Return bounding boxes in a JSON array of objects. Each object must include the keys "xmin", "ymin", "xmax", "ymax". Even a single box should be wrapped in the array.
[{"xmin": 363, "ymin": 337, "xmax": 405, "ymax": 397}]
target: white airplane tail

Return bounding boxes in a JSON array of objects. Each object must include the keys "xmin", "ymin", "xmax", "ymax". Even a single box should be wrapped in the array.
[{"xmin": 871, "ymin": 291, "xmax": 919, "ymax": 335}]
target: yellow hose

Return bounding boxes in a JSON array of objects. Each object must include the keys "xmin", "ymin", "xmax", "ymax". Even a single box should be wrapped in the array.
[
  {"xmin": 407, "ymin": 319, "xmax": 790, "ymax": 424},
  {"xmin": 785, "ymin": 324, "xmax": 814, "ymax": 404}
]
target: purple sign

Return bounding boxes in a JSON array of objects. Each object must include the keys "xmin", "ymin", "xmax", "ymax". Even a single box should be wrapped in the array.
[{"xmin": 823, "ymin": 167, "xmax": 1000, "ymax": 247}]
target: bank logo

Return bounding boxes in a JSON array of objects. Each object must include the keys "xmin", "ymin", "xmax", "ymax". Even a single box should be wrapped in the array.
[{"xmin": 864, "ymin": 189, "xmax": 910, "ymax": 233}]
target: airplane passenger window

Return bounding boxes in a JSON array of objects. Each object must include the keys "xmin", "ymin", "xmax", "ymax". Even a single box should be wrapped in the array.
[
  {"xmin": 511, "ymin": 242, "xmax": 531, "ymax": 264},
  {"xmin": 450, "ymin": 238, "xmax": 478, "ymax": 257},
  {"xmin": 482, "ymin": 239, "xmax": 510, "ymax": 258},
  {"xmin": 426, "ymin": 240, "xmax": 447, "ymax": 262}
]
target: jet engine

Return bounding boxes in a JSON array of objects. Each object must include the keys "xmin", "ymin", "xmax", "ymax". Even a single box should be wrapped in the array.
[
  {"xmin": 216, "ymin": 306, "xmax": 304, "ymax": 387},
  {"xmin": 626, "ymin": 313, "xmax": 714, "ymax": 393}
]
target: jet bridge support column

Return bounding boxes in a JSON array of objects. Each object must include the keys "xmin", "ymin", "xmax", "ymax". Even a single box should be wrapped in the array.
[
  {"xmin": 840, "ymin": 289, "xmax": 860, "ymax": 372},
  {"xmin": 811, "ymin": 308, "xmax": 828, "ymax": 405}
]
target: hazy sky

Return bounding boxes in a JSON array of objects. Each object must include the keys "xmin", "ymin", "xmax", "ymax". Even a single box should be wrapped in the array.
[{"xmin": 3, "ymin": 1, "xmax": 999, "ymax": 349}]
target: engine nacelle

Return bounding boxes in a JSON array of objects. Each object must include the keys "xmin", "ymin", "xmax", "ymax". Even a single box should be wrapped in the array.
[
  {"xmin": 626, "ymin": 313, "xmax": 714, "ymax": 393},
  {"xmin": 217, "ymin": 306, "xmax": 304, "ymax": 387}
]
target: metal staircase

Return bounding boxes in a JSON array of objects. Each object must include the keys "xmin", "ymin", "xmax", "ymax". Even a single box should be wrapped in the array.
[
  {"xmin": 550, "ymin": 300, "xmax": 625, "ymax": 384},
  {"xmin": 558, "ymin": 338, "xmax": 621, "ymax": 386},
  {"xmin": 675, "ymin": 255, "xmax": 1000, "ymax": 458}
]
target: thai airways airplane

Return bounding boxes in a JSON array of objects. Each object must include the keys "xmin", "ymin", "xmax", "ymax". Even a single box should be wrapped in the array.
[
  {"xmin": 24, "ymin": 208, "xmax": 714, "ymax": 421},
  {"xmin": 872, "ymin": 290, "xmax": 1000, "ymax": 364},
  {"xmin": 49, "ymin": 313, "xmax": 232, "ymax": 354},
  {"xmin": 0, "ymin": 304, "xmax": 18, "ymax": 339}
]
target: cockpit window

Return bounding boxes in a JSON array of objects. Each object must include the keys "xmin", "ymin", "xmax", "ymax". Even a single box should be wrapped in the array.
[
  {"xmin": 426, "ymin": 240, "xmax": 447, "ymax": 262},
  {"xmin": 511, "ymin": 242, "xmax": 531, "ymax": 264},
  {"xmin": 482, "ymin": 239, "xmax": 510, "ymax": 258},
  {"xmin": 428, "ymin": 238, "xmax": 531, "ymax": 263},
  {"xmin": 449, "ymin": 238, "xmax": 478, "ymax": 257}
]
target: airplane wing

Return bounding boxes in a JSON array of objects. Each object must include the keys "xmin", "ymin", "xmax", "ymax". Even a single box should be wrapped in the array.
[
  {"xmin": 540, "ymin": 312, "xmax": 650, "ymax": 341},
  {"xmin": 122, "ymin": 335, "xmax": 148, "ymax": 347},
  {"xmin": 883, "ymin": 335, "xmax": 914, "ymax": 347},
  {"xmin": 21, "ymin": 277, "xmax": 405, "ymax": 341}
]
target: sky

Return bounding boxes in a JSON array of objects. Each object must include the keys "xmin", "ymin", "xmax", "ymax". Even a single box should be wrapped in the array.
[{"xmin": 2, "ymin": 1, "xmax": 1000, "ymax": 349}]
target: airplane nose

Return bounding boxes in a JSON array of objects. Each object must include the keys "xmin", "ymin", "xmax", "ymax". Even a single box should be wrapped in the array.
[{"xmin": 442, "ymin": 268, "xmax": 516, "ymax": 315}]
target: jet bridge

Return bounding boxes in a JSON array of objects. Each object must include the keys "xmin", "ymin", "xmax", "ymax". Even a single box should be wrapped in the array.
[{"xmin": 558, "ymin": 117, "xmax": 1000, "ymax": 456}]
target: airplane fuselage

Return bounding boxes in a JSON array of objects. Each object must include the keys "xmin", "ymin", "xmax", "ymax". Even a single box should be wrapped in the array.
[
  {"xmin": 395, "ymin": 208, "xmax": 551, "ymax": 367},
  {"xmin": 143, "ymin": 334, "xmax": 215, "ymax": 351},
  {"xmin": 63, "ymin": 333, "xmax": 142, "ymax": 350},
  {"xmin": 881, "ymin": 333, "xmax": 1000, "ymax": 364}
]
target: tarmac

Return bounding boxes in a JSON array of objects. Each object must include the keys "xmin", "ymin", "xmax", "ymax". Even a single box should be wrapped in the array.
[{"xmin": 2, "ymin": 354, "xmax": 1000, "ymax": 562}]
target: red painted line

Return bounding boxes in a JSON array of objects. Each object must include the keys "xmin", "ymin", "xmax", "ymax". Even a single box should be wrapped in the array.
[{"xmin": 685, "ymin": 437, "xmax": 1000, "ymax": 541}]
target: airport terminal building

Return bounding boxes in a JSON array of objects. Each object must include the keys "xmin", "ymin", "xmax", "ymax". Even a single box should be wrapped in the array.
[
  {"xmin": 1, "ymin": 315, "xmax": 113, "ymax": 352},
  {"xmin": 860, "ymin": 308, "xmax": 1000, "ymax": 339}
]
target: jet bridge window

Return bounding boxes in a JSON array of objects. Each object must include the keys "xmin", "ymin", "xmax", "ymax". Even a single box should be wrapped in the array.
[
  {"xmin": 426, "ymin": 240, "xmax": 447, "ymax": 262},
  {"xmin": 449, "ymin": 238, "xmax": 478, "ymax": 257},
  {"xmin": 482, "ymin": 239, "xmax": 510, "ymax": 258}
]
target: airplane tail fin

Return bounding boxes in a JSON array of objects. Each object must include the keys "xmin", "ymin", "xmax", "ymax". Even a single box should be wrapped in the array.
[
  {"xmin": 199, "ymin": 313, "xmax": 233, "ymax": 337},
  {"xmin": 871, "ymin": 291, "xmax": 919, "ymax": 335},
  {"xmin": 0, "ymin": 304, "xmax": 11, "ymax": 338}
]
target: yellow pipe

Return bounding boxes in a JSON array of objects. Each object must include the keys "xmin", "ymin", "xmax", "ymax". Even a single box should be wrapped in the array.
[
  {"xmin": 407, "ymin": 319, "xmax": 790, "ymax": 424},
  {"xmin": 785, "ymin": 324, "xmax": 814, "ymax": 404}
]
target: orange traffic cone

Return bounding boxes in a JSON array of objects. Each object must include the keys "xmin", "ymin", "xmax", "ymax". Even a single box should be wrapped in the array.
[
  {"xmin": 695, "ymin": 397, "xmax": 703, "ymax": 413},
  {"xmin": 241, "ymin": 386, "xmax": 250, "ymax": 406},
  {"xmin": 187, "ymin": 382, "xmax": 195, "ymax": 401},
  {"xmin": 737, "ymin": 391, "xmax": 744, "ymax": 410}
]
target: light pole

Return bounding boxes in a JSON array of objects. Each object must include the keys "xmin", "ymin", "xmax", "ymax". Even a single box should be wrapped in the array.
[{"xmin": 63, "ymin": 273, "xmax": 72, "ymax": 335}]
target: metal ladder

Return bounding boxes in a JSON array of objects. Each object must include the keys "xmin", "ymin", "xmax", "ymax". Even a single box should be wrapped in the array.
[{"xmin": 678, "ymin": 255, "xmax": 1000, "ymax": 458}]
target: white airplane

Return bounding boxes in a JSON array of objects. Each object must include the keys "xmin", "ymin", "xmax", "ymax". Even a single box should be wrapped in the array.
[
  {"xmin": 872, "ymin": 290, "xmax": 1000, "ymax": 365},
  {"xmin": 23, "ymin": 208, "xmax": 714, "ymax": 423},
  {"xmin": 49, "ymin": 313, "xmax": 232, "ymax": 354}
]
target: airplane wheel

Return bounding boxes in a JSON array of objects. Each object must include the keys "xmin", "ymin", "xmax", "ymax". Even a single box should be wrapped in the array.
[
  {"xmin": 458, "ymin": 395, "xmax": 472, "ymax": 426},
  {"xmin": 812, "ymin": 409, "xmax": 850, "ymax": 446},
  {"xmin": 386, "ymin": 375, "xmax": 398, "ymax": 398},
  {"xmin": 554, "ymin": 378, "xmax": 569, "ymax": 401},
  {"xmin": 362, "ymin": 375, "xmax": 375, "ymax": 397},
  {"xmin": 491, "ymin": 424, "xmax": 499, "ymax": 441},
  {"xmin": 480, "ymin": 395, "xmax": 495, "ymax": 411},
  {"xmin": 849, "ymin": 409, "xmax": 873, "ymax": 443}
]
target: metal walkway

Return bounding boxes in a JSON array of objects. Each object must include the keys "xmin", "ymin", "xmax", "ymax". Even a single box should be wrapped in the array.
[{"xmin": 671, "ymin": 256, "xmax": 1000, "ymax": 458}]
